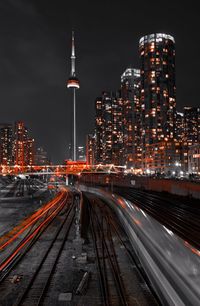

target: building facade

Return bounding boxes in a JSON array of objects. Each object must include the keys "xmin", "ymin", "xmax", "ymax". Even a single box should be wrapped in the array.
[
  {"xmin": 175, "ymin": 112, "xmax": 184, "ymax": 141},
  {"xmin": 144, "ymin": 140, "xmax": 182, "ymax": 175},
  {"xmin": 188, "ymin": 144, "xmax": 200, "ymax": 175}
]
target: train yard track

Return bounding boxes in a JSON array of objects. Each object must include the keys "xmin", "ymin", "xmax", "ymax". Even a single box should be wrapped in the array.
[
  {"xmin": 4, "ymin": 179, "xmax": 43, "ymax": 198},
  {"xmin": 0, "ymin": 189, "xmax": 76, "ymax": 306},
  {"xmin": 84, "ymin": 192, "xmax": 159, "ymax": 306},
  {"xmin": 4, "ymin": 181, "xmax": 21, "ymax": 197},
  {"xmin": 115, "ymin": 187, "xmax": 200, "ymax": 250}
]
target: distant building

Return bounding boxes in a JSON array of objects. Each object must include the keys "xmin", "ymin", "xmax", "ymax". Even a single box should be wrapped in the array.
[
  {"xmin": 13, "ymin": 121, "xmax": 27, "ymax": 167},
  {"xmin": 188, "ymin": 144, "xmax": 200, "ymax": 175},
  {"xmin": 66, "ymin": 143, "xmax": 72, "ymax": 160},
  {"xmin": 0, "ymin": 123, "xmax": 13, "ymax": 166},
  {"xmin": 0, "ymin": 121, "xmax": 44, "ymax": 170},
  {"xmin": 35, "ymin": 147, "xmax": 50, "ymax": 165},
  {"xmin": 121, "ymin": 68, "xmax": 142, "ymax": 168},
  {"xmin": 77, "ymin": 146, "xmax": 86, "ymax": 161},
  {"xmin": 86, "ymin": 134, "xmax": 95, "ymax": 165},
  {"xmin": 25, "ymin": 139, "xmax": 35, "ymax": 166}
]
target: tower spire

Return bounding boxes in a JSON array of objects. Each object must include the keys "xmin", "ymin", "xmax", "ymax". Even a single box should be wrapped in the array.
[
  {"xmin": 67, "ymin": 31, "xmax": 80, "ymax": 162},
  {"xmin": 71, "ymin": 31, "xmax": 76, "ymax": 77},
  {"xmin": 67, "ymin": 31, "xmax": 80, "ymax": 89}
]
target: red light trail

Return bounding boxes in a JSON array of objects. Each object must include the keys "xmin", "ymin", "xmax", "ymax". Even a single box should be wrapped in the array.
[{"xmin": 0, "ymin": 189, "xmax": 69, "ymax": 271}]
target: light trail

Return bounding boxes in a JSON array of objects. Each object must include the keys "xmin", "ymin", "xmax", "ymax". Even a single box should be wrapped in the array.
[
  {"xmin": 0, "ymin": 193, "xmax": 68, "ymax": 271},
  {"xmin": 0, "ymin": 190, "xmax": 67, "ymax": 251}
]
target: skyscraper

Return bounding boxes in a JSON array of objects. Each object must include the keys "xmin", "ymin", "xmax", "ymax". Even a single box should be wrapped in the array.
[
  {"xmin": 139, "ymin": 33, "xmax": 176, "ymax": 173},
  {"xmin": 94, "ymin": 97, "xmax": 103, "ymax": 163},
  {"xmin": 182, "ymin": 106, "xmax": 200, "ymax": 171},
  {"xmin": 183, "ymin": 107, "xmax": 200, "ymax": 146},
  {"xmin": 175, "ymin": 112, "xmax": 184, "ymax": 141},
  {"xmin": 67, "ymin": 31, "xmax": 80, "ymax": 161},
  {"xmin": 121, "ymin": 68, "xmax": 142, "ymax": 169},
  {"xmin": 110, "ymin": 92, "xmax": 123, "ymax": 165},
  {"xmin": 101, "ymin": 92, "xmax": 113, "ymax": 164},
  {"xmin": 0, "ymin": 123, "xmax": 13, "ymax": 166},
  {"xmin": 139, "ymin": 33, "xmax": 176, "ymax": 145},
  {"xmin": 94, "ymin": 91, "xmax": 123, "ymax": 165}
]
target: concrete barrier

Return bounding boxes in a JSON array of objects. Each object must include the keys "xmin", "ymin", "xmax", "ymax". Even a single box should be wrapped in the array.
[
  {"xmin": 126, "ymin": 177, "xmax": 200, "ymax": 200},
  {"xmin": 80, "ymin": 174, "xmax": 200, "ymax": 200}
]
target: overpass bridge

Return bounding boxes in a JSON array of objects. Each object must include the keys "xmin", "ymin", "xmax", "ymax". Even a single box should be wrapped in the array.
[{"xmin": 0, "ymin": 163, "xmax": 126, "ymax": 176}]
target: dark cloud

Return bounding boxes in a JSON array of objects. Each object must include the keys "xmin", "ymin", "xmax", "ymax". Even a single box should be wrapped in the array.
[{"xmin": 0, "ymin": 0, "xmax": 199, "ymax": 163}]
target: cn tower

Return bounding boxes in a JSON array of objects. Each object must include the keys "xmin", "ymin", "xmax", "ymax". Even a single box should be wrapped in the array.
[{"xmin": 67, "ymin": 31, "xmax": 80, "ymax": 161}]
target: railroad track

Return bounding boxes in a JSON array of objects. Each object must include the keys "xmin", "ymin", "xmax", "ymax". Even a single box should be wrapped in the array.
[
  {"xmin": 116, "ymin": 187, "xmax": 200, "ymax": 249},
  {"xmin": 0, "ymin": 190, "xmax": 76, "ymax": 306},
  {"xmin": 13, "ymin": 205, "xmax": 75, "ymax": 306},
  {"xmin": 86, "ymin": 193, "xmax": 159, "ymax": 306},
  {"xmin": 4, "ymin": 181, "xmax": 20, "ymax": 197},
  {"xmin": 3, "ymin": 179, "xmax": 43, "ymax": 198}
]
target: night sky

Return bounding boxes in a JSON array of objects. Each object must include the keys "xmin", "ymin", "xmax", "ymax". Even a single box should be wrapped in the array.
[{"xmin": 0, "ymin": 0, "xmax": 199, "ymax": 163}]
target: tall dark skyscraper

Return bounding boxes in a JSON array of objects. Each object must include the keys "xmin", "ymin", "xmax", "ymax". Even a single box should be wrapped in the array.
[
  {"xmin": 175, "ymin": 112, "xmax": 184, "ymax": 141},
  {"xmin": 121, "ymin": 68, "xmax": 142, "ymax": 169},
  {"xmin": 110, "ymin": 92, "xmax": 123, "ymax": 165},
  {"xmin": 0, "ymin": 123, "xmax": 13, "ymax": 166},
  {"xmin": 182, "ymin": 106, "xmax": 200, "ymax": 171},
  {"xmin": 94, "ymin": 97, "xmax": 103, "ymax": 164},
  {"xmin": 139, "ymin": 33, "xmax": 176, "ymax": 145},
  {"xmin": 183, "ymin": 107, "xmax": 200, "ymax": 146}
]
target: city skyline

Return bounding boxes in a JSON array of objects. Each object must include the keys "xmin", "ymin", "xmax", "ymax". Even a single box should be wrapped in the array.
[
  {"xmin": 88, "ymin": 32, "xmax": 200, "ymax": 176},
  {"xmin": 0, "ymin": 120, "xmax": 50, "ymax": 167},
  {"xmin": 0, "ymin": 3, "xmax": 200, "ymax": 304},
  {"xmin": 0, "ymin": 0, "xmax": 199, "ymax": 163}
]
